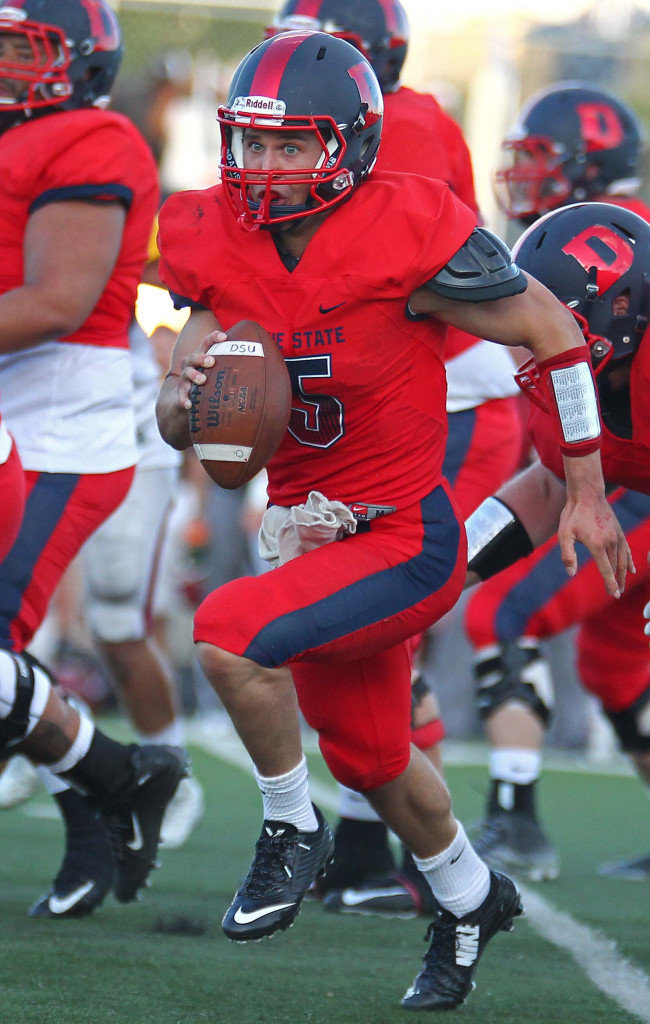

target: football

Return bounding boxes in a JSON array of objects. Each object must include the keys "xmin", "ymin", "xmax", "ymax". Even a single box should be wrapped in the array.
[{"xmin": 188, "ymin": 319, "xmax": 291, "ymax": 489}]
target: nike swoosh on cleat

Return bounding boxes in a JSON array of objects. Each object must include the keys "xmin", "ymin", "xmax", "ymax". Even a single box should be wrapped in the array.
[
  {"xmin": 48, "ymin": 881, "xmax": 95, "ymax": 915},
  {"xmin": 126, "ymin": 812, "xmax": 144, "ymax": 852},
  {"xmin": 318, "ymin": 302, "xmax": 345, "ymax": 315},
  {"xmin": 232, "ymin": 902, "xmax": 296, "ymax": 924},
  {"xmin": 341, "ymin": 887, "xmax": 404, "ymax": 906}
]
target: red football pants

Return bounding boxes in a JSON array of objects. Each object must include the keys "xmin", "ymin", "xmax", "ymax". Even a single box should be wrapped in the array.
[
  {"xmin": 195, "ymin": 483, "xmax": 466, "ymax": 790},
  {"xmin": 0, "ymin": 467, "xmax": 134, "ymax": 652},
  {"xmin": 465, "ymin": 487, "xmax": 650, "ymax": 713}
]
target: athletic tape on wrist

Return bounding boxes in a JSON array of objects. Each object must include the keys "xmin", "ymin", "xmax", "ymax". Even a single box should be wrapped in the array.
[
  {"xmin": 537, "ymin": 346, "xmax": 601, "ymax": 457},
  {"xmin": 466, "ymin": 496, "xmax": 534, "ymax": 581}
]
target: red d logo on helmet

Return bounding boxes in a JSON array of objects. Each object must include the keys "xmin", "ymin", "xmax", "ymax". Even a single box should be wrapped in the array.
[
  {"xmin": 576, "ymin": 102, "xmax": 624, "ymax": 152},
  {"xmin": 562, "ymin": 225, "xmax": 634, "ymax": 294}
]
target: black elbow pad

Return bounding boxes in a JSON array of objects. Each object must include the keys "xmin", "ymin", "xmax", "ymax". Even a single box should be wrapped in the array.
[{"xmin": 426, "ymin": 228, "xmax": 528, "ymax": 303}]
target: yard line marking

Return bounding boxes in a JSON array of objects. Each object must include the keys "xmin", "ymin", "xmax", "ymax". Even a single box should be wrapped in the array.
[
  {"xmin": 190, "ymin": 723, "xmax": 650, "ymax": 1024},
  {"xmin": 519, "ymin": 885, "xmax": 650, "ymax": 1024}
]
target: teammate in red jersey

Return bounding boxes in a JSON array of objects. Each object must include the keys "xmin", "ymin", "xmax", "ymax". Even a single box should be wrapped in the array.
[
  {"xmin": 156, "ymin": 32, "xmax": 628, "ymax": 1011},
  {"xmin": 464, "ymin": 83, "xmax": 650, "ymax": 883},
  {"xmin": 0, "ymin": 414, "xmax": 25, "ymax": 563},
  {"xmin": 0, "ymin": 0, "xmax": 183, "ymax": 915},
  {"xmin": 266, "ymin": 0, "xmax": 525, "ymax": 917}
]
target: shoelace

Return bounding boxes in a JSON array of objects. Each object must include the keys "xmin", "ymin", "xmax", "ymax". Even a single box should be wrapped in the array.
[
  {"xmin": 243, "ymin": 830, "xmax": 300, "ymax": 897},
  {"xmin": 421, "ymin": 910, "xmax": 468, "ymax": 963}
]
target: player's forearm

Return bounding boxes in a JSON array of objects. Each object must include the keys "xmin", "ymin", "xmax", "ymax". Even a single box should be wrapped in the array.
[
  {"xmin": 463, "ymin": 461, "xmax": 565, "ymax": 589},
  {"xmin": 0, "ymin": 286, "xmax": 92, "ymax": 352},
  {"xmin": 561, "ymin": 449, "xmax": 607, "ymax": 504}
]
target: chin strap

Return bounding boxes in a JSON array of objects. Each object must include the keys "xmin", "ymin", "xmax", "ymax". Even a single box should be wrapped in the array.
[{"xmin": 516, "ymin": 345, "xmax": 602, "ymax": 457}]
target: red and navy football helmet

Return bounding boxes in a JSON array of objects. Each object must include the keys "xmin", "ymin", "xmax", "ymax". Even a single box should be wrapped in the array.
[
  {"xmin": 495, "ymin": 84, "xmax": 642, "ymax": 223},
  {"xmin": 218, "ymin": 31, "xmax": 383, "ymax": 232},
  {"xmin": 0, "ymin": 0, "xmax": 122, "ymax": 131},
  {"xmin": 265, "ymin": 0, "xmax": 409, "ymax": 92},
  {"xmin": 513, "ymin": 203, "xmax": 650, "ymax": 401}
]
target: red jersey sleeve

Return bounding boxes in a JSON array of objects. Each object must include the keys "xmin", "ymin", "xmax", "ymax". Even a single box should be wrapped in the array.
[{"xmin": 158, "ymin": 187, "xmax": 220, "ymax": 309}]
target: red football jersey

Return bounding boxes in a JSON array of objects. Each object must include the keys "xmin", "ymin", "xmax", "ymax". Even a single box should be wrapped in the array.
[
  {"xmin": 0, "ymin": 108, "xmax": 159, "ymax": 349},
  {"xmin": 159, "ymin": 173, "xmax": 476, "ymax": 509},
  {"xmin": 379, "ymin": 87, "xmax": 479, "ymax": 217},
  {"xmin": 378, "ymin": 87, "xmax": 480, "ymax": 361},
  {"xmin": 526, "ymin": 196, "xmax": 650, "ymax": 492}
]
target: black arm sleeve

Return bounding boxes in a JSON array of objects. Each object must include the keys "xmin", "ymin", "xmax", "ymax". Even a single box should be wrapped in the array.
[{"xmin": 425, "ymin": 227, "xmax": 527, "ymax": 303}]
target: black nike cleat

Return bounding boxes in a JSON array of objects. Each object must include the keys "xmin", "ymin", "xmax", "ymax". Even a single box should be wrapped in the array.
[
  {"xmin": 323, "ymin": 870, "xmax": 437, "ymax": 919},
  {"xmin": 323, "ymin": 847, "xmax": 436, "ymax": 919},
  {"xmin": 401, "ymin": 871, "xmax": 524, "ymax": 1011},
  {"xmin": 101, "ymin": 745, "xmax": 188, "ymax": 903},
  {"xmin": 310, "ymin": 817, "xmax": 396, "ymax": 899},
  {"xmin": 29, "ymin": 813, "xmax": 112, "ymax": 919},
  {"xmin": 472, "ymin": 810, "xmax": 560, "ymax": 882},
  {"xmin": 222, "ymin": 804, "xmax": 334, "ymax": 942},
  {"xmin": 598, "ymin": 852, "xmax": 650, "ymax": 880}
]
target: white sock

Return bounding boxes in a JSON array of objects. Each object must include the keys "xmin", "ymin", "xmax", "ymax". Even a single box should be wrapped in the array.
[
  {"xmin": 136, "ymin": 719, "xmax": 185, "ymax": 747},
  {"xmin": 490, "ymin": 748, "xmax": 542, "ymax": 786},
  {"xmin": 413, "ymin": 821, "xmax": 490, "ymax": 917},
  {"xmin": 253, "ymin": 755, "xmax": 318, "ymax": 831},
  {"xmin": 337, "ymin": 783, "xmax": 382, "ymax": 822},
  {"xmin": 47, "ymin": 715, "xmax": 95, "ymax": 775}
]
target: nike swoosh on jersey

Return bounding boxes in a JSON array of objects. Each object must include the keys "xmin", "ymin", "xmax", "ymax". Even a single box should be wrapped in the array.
[
  {"xmin": 126, "ymin": 812, "xmax": 144, "ymax": 852},
  {"xmin": 48, "ymin": 881, "xmax": 95, "ymax": 915},
  {"xmin": 341, "ymin": 886, "xmax": 404, "ymax": 906},
  {"xmin": 318, "ymin": 302, "xmax": 345, "ymax": 314},
  {"xmin": 232, "ymin": 902, "xmax": 296, "ymax": 924}
]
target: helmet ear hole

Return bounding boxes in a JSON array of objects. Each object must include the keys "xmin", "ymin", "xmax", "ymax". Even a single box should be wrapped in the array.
[{"xmin": 612, "ymin": 288, "xmax": 630, "ymax": 317}]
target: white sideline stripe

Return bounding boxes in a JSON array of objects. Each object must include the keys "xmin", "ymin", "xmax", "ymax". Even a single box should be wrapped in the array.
[
  {"xmin": 518, "ymin": 885, "xmax": 650, "ymax": 1024},
  {"xmin": 190, "ymin": 724, "xmax": 650, "ymax": 1023}
]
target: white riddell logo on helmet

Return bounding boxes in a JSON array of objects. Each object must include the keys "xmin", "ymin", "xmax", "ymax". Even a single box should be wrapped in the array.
[
  {"xmin": 0, "ymin": 8, "xmax": 28, "ymax": 23},
  {"xmin": 233, "ymin": 95, "xmax": 286, "ymax": 126}
]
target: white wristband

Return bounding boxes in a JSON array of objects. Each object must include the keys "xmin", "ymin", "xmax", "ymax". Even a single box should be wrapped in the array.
[{"xmin": 549, "ymin": 362, "xmax": 600, "ymax": 444}]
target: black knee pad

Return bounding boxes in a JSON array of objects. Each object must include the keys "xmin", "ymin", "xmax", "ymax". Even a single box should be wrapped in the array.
[
  {"xmin": 475, "ymin": 640, "xmax": 554, "ymax": 725},
  {"xmin": 0, "ymin": 652, "xmax": 36, "ymax": 753},
  {"xmin": 605, "ymin": 686, "xmax": 650, "ymax": 752}
]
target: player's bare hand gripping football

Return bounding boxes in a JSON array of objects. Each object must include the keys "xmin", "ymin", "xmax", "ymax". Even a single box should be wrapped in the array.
[{"xmin": 156, "ymin": 309, "xmax": 225, "ymax": 449}]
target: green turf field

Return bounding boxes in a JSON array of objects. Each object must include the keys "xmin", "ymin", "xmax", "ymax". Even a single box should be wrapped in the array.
[{"xmin": 2, "ymin": 723, "xmax": 649, "ymax": 1024}]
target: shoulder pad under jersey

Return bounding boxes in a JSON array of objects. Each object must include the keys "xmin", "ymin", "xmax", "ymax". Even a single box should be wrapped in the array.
[{"xmin": 426, "ymin": 228, "xmax": 527, "ymax": 303}]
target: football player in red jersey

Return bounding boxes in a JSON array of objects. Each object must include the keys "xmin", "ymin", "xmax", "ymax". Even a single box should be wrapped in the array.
[
  {"xmin": 156, "ymin": 33, "xmax": 629, "ymax": 1010},
  {"xmin": 265, "ymin": 0, "xmax": 526, "ymax": 918},
  {"xmin": 0, "ymin": 414, "xmax": 25, "ymax": 563},
  {"xmin": 0, "ymin": 0, "xmax": 185, "ymax": 916},
  {"xmin": 464, "ymin": 84, "xmax": 650, "ymax": 883}
]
